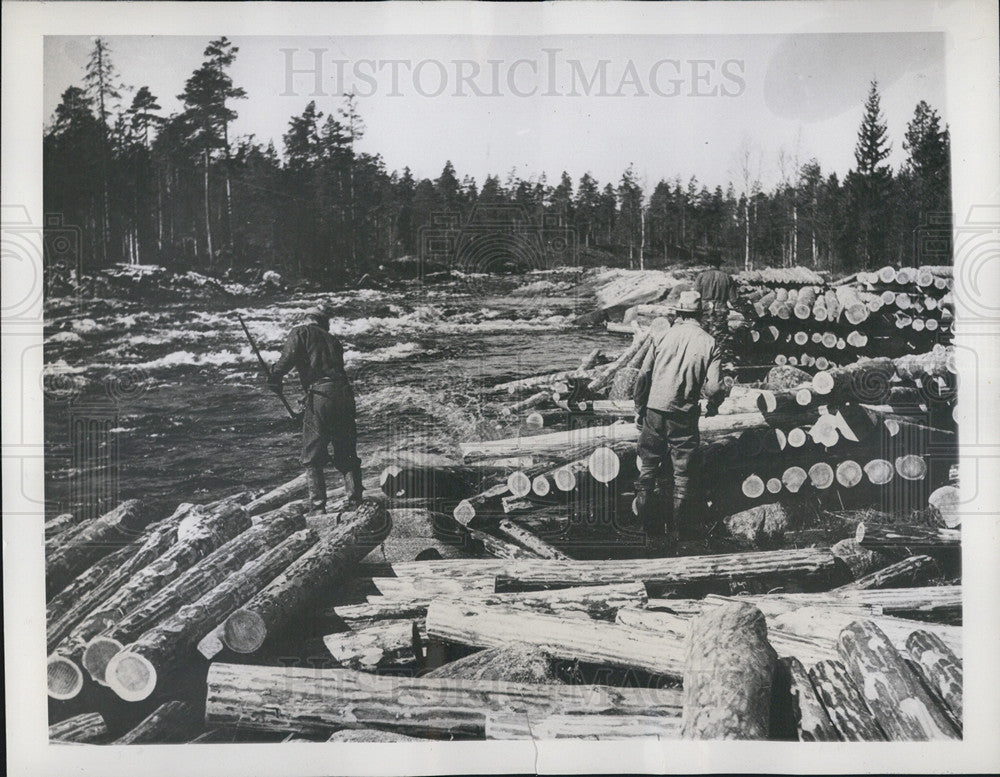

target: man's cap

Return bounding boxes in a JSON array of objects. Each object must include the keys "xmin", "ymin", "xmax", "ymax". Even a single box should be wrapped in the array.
[
  {"xmin": 303, "ymin": 301, "xmax": 336, "ymax": 321},
  {"xmin": 670, "ymin": 289, "xmax": 702, "ymax": 313}
]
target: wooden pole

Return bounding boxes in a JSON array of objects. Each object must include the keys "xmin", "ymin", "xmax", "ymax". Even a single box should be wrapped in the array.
[
  {"xmin": 807, "ymin": 659, "xmax": 885, "ymax": 741},
  {"xmin": 111, "ymin": 700, "xmax": 201, "ymax": 744},
  {"xmin": 906, "ymin": 630, "xmax": 962, "ymax": 729},
  {"xmin": 48, "ymin": 712, "xmax": 108, "ymax": 744}
]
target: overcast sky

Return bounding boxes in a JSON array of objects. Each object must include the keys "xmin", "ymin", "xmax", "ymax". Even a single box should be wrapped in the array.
[{"xmin": 44, "ymin": 33, "xmax": 946, "ymax": 193}]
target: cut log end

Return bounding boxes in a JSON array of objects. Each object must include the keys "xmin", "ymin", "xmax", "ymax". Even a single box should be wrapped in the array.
[
  {"xmin": 811, "ymin": 372, "xmax": 834, "ymax": 395},
  {"xmin": 223, "ymin": 609, "xmax": 268, "ymax": 654},
  {"xmin": 531, "ymin": 475, "xmax": 551, "ymax": 497},
  {"xmin": 507, "ymin": 471, "xmax": 532, "ymax": 499},
  {"xmin": 82, "ymin": 636, "xmax": 124, "ymax": 685},
  {"xmin": 864, "ymin": 459, "xmax": 895, "ymax": 486},
  {"xmin": 453, "ymin": 500, "xmax": 475, "ymax": 525},
  {"xmin": 766, "ymin": 478, "xmax": 783, "ymax": 495},
  {"xmin": 895, "ymin": 455, "xmax": 928, "ymax": 481},
  {"xmin": 787, "ymin": 427, "xmax": 807, "ymax": 448},
  {"xmin": 554, "ymin": 467, "xmax": 577, "ymax": 492},
  {"xmin": 835, "ymin": 460, "xmax": 863, "ymax": 489},
  {"xmin": 47, "ymin": 655, "xmax": 84, "ymax": 700},
  {"xmin": 742, "ymin": 475, "xmax": 765, "ymax": 499},
  {"xmin": 588, "ymin": 446, "xmax": 621, "ymax": 484},
  {"xmin": 808, "ymin": 462, "xmax": 835, "ymax": 490},
  {"xmin": 106, "ymin": 650, "xmax": 157, "ymax": 702},
  {"xmin": 782, "ymin": 466, "xmax": 808, "ymax": 494}
]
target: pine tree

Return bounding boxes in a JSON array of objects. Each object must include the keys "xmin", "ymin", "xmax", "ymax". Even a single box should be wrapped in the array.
[
  {"xmin": 848, "ymin": 79, "xmax": 894, "ymax": 268},
  {"xmin": 84, "ymin": 38, "xmax": 122, "ymax": 266}
]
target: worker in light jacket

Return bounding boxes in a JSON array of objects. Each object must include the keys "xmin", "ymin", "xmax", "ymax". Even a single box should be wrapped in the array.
[
  {"xmin": 633, "ymin": 289, "xmax": 724, "ymax": 549},
  {"xmin": 268, "ymin": 302, "xmax": 364, "ymax": 515}
]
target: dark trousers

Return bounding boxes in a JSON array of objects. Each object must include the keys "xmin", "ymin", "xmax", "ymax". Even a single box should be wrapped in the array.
[
  {"xmin": 637, "ymin": 407, "xmax": 699, "ymax": 533},
  {"xmin": 301, "ymin": 381, "xmax": 362, "ymax": 506}
]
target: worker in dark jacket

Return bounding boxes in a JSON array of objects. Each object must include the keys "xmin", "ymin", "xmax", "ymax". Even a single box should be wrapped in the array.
[
  {"xmin": 268, "ymin": 302, "xmax": 363, "ymax": 513},
  {"xmin": 695, "ymin": 260, "xmax": 737, "ymax": 343},
  {"xmin": 633, "ymin": 289, "xmax": 724, "ymax": 548}
]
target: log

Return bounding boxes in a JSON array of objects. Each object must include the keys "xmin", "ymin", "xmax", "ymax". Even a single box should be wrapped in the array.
[
  {"xmin": 834, "ymin": 460, "xmax": 863, "ymax": 488},
  {"xmin": 424, "ymin": 643, "xmax": 556, "ymax": 683},
  {"xmin": 680, "ymin": 602, "xmax": 777, "ymax": 739},
  {"xmin": 812, "ymin": 358, "xmax": 894, "ymax": 404},
  {"xmin": 497, "ymin": 519, "xmax": 569, "ymax": 560},
  {"xmin": 780, "ymin": 657, "xmax": 839, "ymax": 741},
  {"xmin": 928, "ymin": 485, "xmax": 961, "ymax": 529},
  {"xmin": 219, "ymin": 501, "xmax": 390, "ymax": 654},
  {"xmin": 426, "ymin": 600, "xmax": 686, "ymax": 679},
  {"xmin": 807, "ymin": 462, "xmax": 835, "ymax": 490},
  {"xmin": 906, "ymin": 630, "xmax": 962, "ymax": 727},
  {"xmin": 46, "ymin": 501, "xmax": 245, "ymax": 699},
  {"xmin": 834, "ymin": 555, "xmax": 939, "ymax": 592},
  {"xmin": 105, "ymin": 528, "xmax": 319, "ymax": 701},
  {"xmin": 245, "ymin": 473, "xmax": 308, "ymax": 516},
  {"xmin": 855, "ymin": 523, "xmax": 960, "ymax": 551},
  {"xmin": 87, "ymin": 504, "xmax": 307, "ymax": 684},
  {"xmin": 468, "ymin": 527, "xmax": 539, "ymax": 560},
  {"xmin": 44, "ymin": 512, "xmax": 87, "ymax": 542},
  {"xmin": 486, "ymin": 713, "xmax": 681, "ymax": 740},
  {"xmin": 390, "ymin": 548, "xmax": 837, "ymax": 596},
  {"xmin": 742, "ymin": 474, "xmax": 765, "ymax": 499},
  {"xmin": 863, "ymin": 459, "xmax": 895, "ymax": 485},
  {"xmin": 724, "ymin": 503, "xmax": 790, "ymax": 546},
  {"xmin": 327, "ymin": 729, "xmax": 424, "ymax": 742},
  {"xmin": 323, "ymin": 619, "xmax": 426, "ymax": 670},
  {"xmin": 502, "ymin": 390, "xmax": 550, "ymax": 416},
  {"xmin": 204, "ymin": 663, "xmax": 683, "ymax": 737},
  {"xmin": 46, "ymin": 499, "xmax": 148, "ymax": 599},
  {"xmin": 49, "ymin": 712, "xmax": 108, "ymax": 744},
  {"xmin": 111, "ymin": 700, "xmax": 201, "ymax": 745},
  {"xmin": 332, "ymin": 582, "xmax": 647, "ymax": 631},
  {"xmin": 837, "ymin": 620, "xmax": 959, "ymax": 740},
  {"xmin": 781, "ymin": 466, "xmax": 808, "ymax": 494},
  {"xmin": 807, "ymin": 659, "xmax": 885, "ymax": 740}
]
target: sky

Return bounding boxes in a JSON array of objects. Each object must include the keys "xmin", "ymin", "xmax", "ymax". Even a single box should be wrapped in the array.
[{"xmin": 44, "ymin": 33, "xmax": 946, "ymax": 193}]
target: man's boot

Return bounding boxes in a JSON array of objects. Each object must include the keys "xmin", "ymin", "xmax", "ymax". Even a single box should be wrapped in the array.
[
  {"xmin": 635, "ymin": 479, "xmax": 667, "ymax": 547},
  {"xmin": 344, "ymin": 465, "xmax": 364, "ymax": 509},
  {"xmin": 305, "ymin": 465, "xmax": 326, "ymax": 516}
]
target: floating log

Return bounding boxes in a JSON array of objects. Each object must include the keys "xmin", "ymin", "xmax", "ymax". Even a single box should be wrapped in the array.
[
  {"xmin": 807, "ymin": 659, "xmax": 885, "ymax": 740},
  {"xmin": 780, "ymin": 657, "xmax": 839, "ymax": 741},
  {"xmin": 87, "ymin": 505, "xmax": 307, "ymax": 684},
  {"xmin": 424, "ymin": 643, "xmax": 556, "ymax": 683},
  {"xmin": 104, "ymin": 528, "xmax": 319, "ymax": 701},
  {"xmin": 497, "ymin": 519, "xmax": 569, "ymax": 560},
  {"xmin": 331, "ymin": 582, "xmax": 646, "ymax": 632},
  {"xmin": 426, "ymin": 601, "xmax": 686, "ymax": 679},
  {"xmin": 487, "ymin": 713, "xmax": 680, "ymax": 740},
  {"xmin": 219, "ymin": 502, "xmax": 390, "ymax": 654},
  {"xmin": 49, "ymin": 712, "xmax": 108, "ymax": 744},
  {"xmin": 837, "ymin": 620, "xmax": 959, "ymax": 740},
  {"xmin": 834, "ymin": 555, "xmax": 938, "ymax": 592},
  {"xmin": 111, "ymin": 700, "xmax": 201, "ymax": 745},
  {"xmin": 855, "ymin": 523, "xmax": 960, "ymax": 551},
  {"xmin": 906, "ymin": 630, "xmax": 963, "ymax": 727},
  {"xmin": 204, "ymin": 663, "xmax": 682, "ymax": 737},
  {"xmin": 681, "ymin": 602, "xmax": 777, "ymax": 739},
  {"xmin": 46, "ymin": 499, "xmax": 148, "ymax": 599},
  {"xmin": 323, "ymin": 619, "xmax": 425, "ymax": 670}
]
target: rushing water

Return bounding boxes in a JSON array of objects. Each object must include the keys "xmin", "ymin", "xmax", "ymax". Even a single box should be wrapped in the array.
[{"xmin": 43, "ymin": 270, "xmax": 617, "ymax": 519}]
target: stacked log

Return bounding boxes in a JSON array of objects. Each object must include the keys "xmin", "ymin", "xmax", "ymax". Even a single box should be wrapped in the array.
[
  {"xmin": 205, "ymin": 663, "xmax": 683, "ymax": 737},
  {"xmin": 212, "ymin": 501, "xmax": 390, "ymax": 655},
  {"xmin": 49, "ymin": 712, "xmax": 108, "ymax": 744}
]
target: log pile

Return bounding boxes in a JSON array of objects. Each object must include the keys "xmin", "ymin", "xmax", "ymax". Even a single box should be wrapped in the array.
[{"xmin": 45, "ymin": 264, "xmax": 961, "ymax": 744}]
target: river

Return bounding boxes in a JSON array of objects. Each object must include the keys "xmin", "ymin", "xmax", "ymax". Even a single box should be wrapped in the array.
[{"xmin": 43, "ymin": 269, "xmax": 617, "ymax": 520}]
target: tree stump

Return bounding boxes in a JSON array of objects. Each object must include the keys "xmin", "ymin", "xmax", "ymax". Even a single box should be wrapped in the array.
[{"xmin": 680, "ymin": 602, "xmax": 777, "ymax": 739}]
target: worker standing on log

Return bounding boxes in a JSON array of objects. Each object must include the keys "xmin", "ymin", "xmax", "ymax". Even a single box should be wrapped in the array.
[
  {"xmin": 695, "ymin": 258, "xmax": 737, "ymax": 360},
  {"xmin": 633, "ymin": 289, "xmax": 723, "ymax": 549},
  {"xmin": 267, "ymin": 302, "xmax": 364, "ymax": 514}
]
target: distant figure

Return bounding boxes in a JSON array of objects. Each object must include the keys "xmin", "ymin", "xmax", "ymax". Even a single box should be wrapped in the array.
[
  {"xmin": 695, "ymin": 259, "xmax": 737, "ymax": 343},
  {"xmin": 633, "ymin": 290, "xmax": 724, "ymax": 550},
  {"xmin": 268, "ymin": 302, "xmax": 363, "ymax": 514}
]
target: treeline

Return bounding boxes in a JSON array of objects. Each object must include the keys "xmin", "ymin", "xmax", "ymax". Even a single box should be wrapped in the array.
[{"xmin": 44, "ymin": 38, "xmax": 952, "ymax": 286}]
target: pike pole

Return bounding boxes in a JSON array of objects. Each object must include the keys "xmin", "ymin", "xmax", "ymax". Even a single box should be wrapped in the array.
[{"xmin": 238, "ymin": 314, "xmax": 299, "ymax": 421}]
